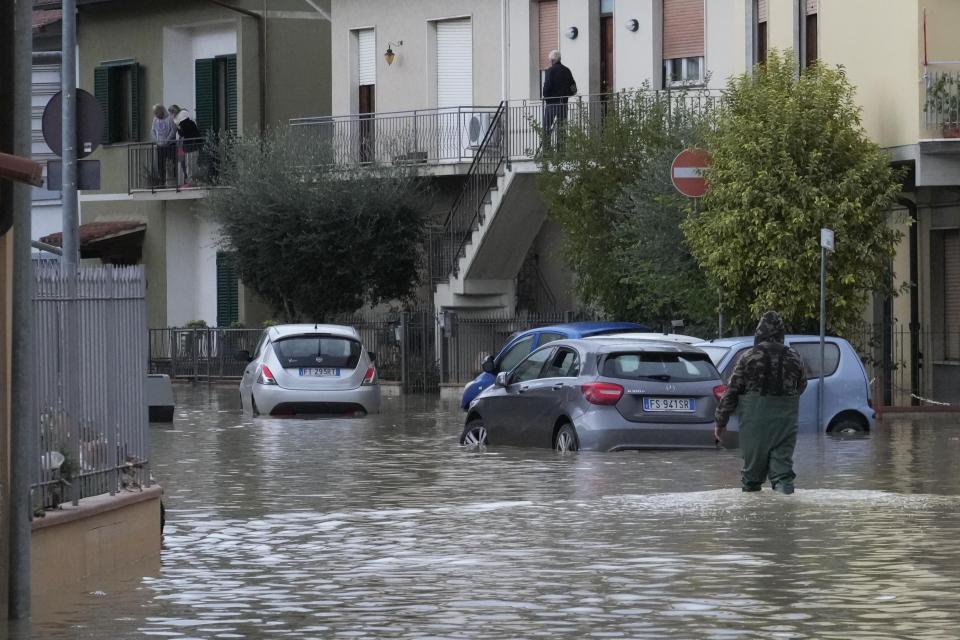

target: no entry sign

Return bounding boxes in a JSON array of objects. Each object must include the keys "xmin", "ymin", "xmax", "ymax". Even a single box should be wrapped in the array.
[{"xmin": 671, "ymin": 148, "xmax": 711, "ymax": 198}]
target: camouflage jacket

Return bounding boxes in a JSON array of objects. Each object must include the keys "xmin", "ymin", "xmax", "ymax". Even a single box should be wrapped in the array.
[{"xmin": 715, "ymin": 341, "xmax": 808, "ymax": 428}]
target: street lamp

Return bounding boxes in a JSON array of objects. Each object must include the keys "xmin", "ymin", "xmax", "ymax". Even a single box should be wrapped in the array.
[
  {"xmin": 384, "ymin": 40, "xmax": 403, "ymax": 66},
  {"xmin": 819, "ymin": 228, "xmax": 835, "ymax": 430}
]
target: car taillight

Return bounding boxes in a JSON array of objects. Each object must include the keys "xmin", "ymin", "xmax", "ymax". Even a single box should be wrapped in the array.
[
  {"xmin": 581, "ymin": 382, "xmax": 624, "ymax": 405},
  {"xmin": 713, "ymin": 384, "xmax": 727, "ymax": 402},
  {"xmin": 257, "ymin": 364, "xmax": 278, "ymax": 386},
  {"xmin": 362, "ymin": 366, "xmax": 377, "ymax": 386}
]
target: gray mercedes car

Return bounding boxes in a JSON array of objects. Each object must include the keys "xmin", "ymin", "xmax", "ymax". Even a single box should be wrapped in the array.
[{"xmin": 460, "ymin": 339, "xmax": 737, "ymax": 452}]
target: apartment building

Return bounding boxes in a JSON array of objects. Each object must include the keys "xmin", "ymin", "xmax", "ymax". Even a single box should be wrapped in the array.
[
  {"xmin": 756, "ymin": 0, "xmax": 960, "ymax": 403},
  {"xmin": 319, "ymin": 0, "xmax": 746, "ymax": 316},
  {"xmin": 34, "ymin": 0, "xmax": 332, "ymax": 329}
]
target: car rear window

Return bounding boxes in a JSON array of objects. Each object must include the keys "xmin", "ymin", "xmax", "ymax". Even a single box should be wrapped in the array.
[
  {"xmin": 273, "ymin": 335, "xmax": 362, "ymax": 369},
  {"xmin": 602, "ymin": 351, "xmax": 719, "ymax": 382},
  {"xmin": 791, "ymin": 342, "xmax": 841, "ymax": 379}
]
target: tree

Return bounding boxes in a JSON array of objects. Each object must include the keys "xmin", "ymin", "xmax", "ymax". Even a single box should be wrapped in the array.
[
  {"xmin": 206, "ymin": 129, "xmax": 430, "ymax": 321},
  {"xmin": 682, "ymin": 51, "xmax": 905, "ymax": 335},
  {"xmin": 536, "ymin": 88, "xmax": 717, "ymax": 328}
]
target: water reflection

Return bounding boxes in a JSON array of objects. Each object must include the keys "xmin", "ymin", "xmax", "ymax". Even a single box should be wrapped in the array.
[{"xmin": 17, "ymin": 387, "xmax": 960, "ymax": 639}]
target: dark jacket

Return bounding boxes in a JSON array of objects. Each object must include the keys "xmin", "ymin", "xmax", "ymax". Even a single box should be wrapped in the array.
[
  {"xmin": 177, "ymin": 117, "xmax": 202, "ymax": 142},
  {"xmin": 715, "ymin": 311, "xmax": 808, "ymax": 428},
  {"xmin": 542, "ymin": 62, "xmax": 577, "ymax": 103}
]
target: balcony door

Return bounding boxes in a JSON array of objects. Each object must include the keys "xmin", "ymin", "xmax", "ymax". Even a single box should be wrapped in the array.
[
  {"xmin": 600, "ymin": 0, "xmax": 614, "ymax": 94},
  {"xmin": 436, "ymin": 18, "xmax": 472, "ymax": 160}
]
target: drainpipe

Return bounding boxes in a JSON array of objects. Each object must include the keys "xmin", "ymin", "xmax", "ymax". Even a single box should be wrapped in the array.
[
  {"xmin": 898, "ymin": 196, "xmax": 921, "ymax": 406},
  {"xmin": 500, "ymin": 0, "xmax": 509, "ymax": 102},
  {"xmin": 207, "ymin": 0, "xmax": 266, "ymax": 133}
]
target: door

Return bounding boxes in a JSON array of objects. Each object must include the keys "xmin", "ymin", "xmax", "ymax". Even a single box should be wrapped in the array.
[
  {"xmin": 357, "ymin": 28, "xmax": 376, "ymax": 162},
  {"xmin": 520, "ymin": 347, "xmax": 582, "ymax": 446},
  {"xmin": 485, "ymin": 346, "xmax": 555, "ymax": 446},
  {"xmin": 600, "ymin": 14, "xmax": 614, "ymax": 94},
  {"xmin": 436, "ymin": 18, "xmax": 472, "ymax": 159}
]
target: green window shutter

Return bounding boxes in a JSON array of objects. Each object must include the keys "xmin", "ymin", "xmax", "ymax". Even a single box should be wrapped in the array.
[
  {"xmin": 223, "ymin": 55, "xmax": 237, "ymax": 133},
  {"xmin": 128, "ymin": 62, "xmax": 141, "ymax": 142},
  {"xmin": 195, "ymin": 57, "xmax": 217, "ymax": 135},
  {"xmin": 216, "ymin": 252, "xmax": 239, "ymax": 327},
  {"xmin": 93, "ymin": 65, "xmax": 114, "ymax": 144}
]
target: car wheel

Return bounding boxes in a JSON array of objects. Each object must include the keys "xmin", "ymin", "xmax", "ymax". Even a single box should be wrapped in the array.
[
  {"xmin": 460, "ymin": 419, "xmax": 488, "ymax": 448},
  {"xmin": 830, "ymin": 419, "xmax": 867, "ymax": 435},
  {"xmin": 554, "ymin": 423, "xmax": 579, "ymax": 453}
]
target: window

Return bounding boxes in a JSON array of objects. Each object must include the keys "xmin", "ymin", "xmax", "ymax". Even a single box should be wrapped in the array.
[
  {"xmin": 542, "ymin": 348, "xmax": 581, "ymax": 378},
  {"xmin": 215, "ymin": 252, "xmax": 239, "ymax": 327},
  {"xmin": 93, "ymin": 60, "xmax": 141, "ymax": 144},
  {"xmin": 195, "ymin": 54, "xmax": 237, "ymax": 136},
  {"xmin": 273, "ymin": 336, "xmax": 362, "ymax": 369},
  {"xmin": 791, "ymin": 342, "xmax": 840, "ymax": 379},
  {"xmin": 498, "ymin": 336, "xmax": 535, "ymax": 372},
  {"xmin": 603, "ymin": 351, "xmax": 719, "ymax": 382},
  {"xmin": 538, "ymin": 332, "xmax": 565, "ymax": 347},
  {"xmin": 663, "ymin": 0, "xmax": 705, "ymax": 87},
  {"xmin": 931, "ymin": 230, "xmax": 960, "ymax": 361},
  {"xmin": 755, "ymin": 0, "xmax": 768, "ymax": 65},
  {"xmin": 511, "ymin": 347, "xmax": 555, "ymax": 383},
  {"xmin": 664, "ymin": 56, "xmax": 704, "ymax": 86}
]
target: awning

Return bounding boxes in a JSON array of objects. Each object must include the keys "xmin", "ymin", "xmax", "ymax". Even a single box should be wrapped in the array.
[{"xmin": 41, "ymin": 220, "xmax": 146, "ymax": 264}]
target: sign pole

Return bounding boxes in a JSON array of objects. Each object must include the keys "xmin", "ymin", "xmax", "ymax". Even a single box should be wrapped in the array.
[
  {"xmin": 819, "ymin": 228, "xmax": 834, "ymax": 431},
  {"xmin": 62, "ymin": 0, "xmax": 78, "ymax": 269}
]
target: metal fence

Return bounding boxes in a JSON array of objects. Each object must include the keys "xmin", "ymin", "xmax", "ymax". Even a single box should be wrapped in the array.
[{"xmin": 33, "ymin": 265, "xmax": 150, "ymax": 510}]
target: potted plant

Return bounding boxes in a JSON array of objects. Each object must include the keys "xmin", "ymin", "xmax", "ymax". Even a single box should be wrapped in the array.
[{"xmin": 925, "ymin": 74, "xmax": 960, "ymax": 138}]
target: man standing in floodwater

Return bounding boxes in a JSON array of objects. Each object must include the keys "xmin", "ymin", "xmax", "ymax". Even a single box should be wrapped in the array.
[{"xmin": 715, "ymin": 311, "xmax": 807, "ymax": 494}]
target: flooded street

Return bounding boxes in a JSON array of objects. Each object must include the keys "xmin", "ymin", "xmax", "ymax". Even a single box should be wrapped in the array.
[{"xmin": 18, "ymin": 386, "xmax": 960, "ymax": 639}]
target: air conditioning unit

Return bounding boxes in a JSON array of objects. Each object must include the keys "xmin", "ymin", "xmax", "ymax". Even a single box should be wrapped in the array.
[{"xmin": 467, "ymin": 112, "xmax": 492, "ymax": 149}]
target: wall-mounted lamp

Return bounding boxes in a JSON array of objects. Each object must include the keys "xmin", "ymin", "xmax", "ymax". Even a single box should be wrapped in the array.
[
  {"xmin": 565, "ymin": 26, "xmax": 578, "ymax": 40},
  {"xmin": 625, "ymin": 18, "xmax": 639, "ymax": 32},
  {"xmin": 384, "ymin": 40, "xmax": 403, "ymax": 65}
]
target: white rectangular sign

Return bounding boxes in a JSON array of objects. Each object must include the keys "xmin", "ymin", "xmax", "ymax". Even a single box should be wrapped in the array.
[{"xmin": 821, "ymin": 228, "xmax": 835, "ymax": 251}]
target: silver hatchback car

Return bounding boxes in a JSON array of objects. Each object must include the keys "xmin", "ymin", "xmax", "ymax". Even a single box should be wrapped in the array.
[
  {"xmin": 238, "ymin": 324, "xmax": 381, "ymax": 417},
  {"xmin": 461, "ymin": 339, "xmax": 737, "ymax": 452}
]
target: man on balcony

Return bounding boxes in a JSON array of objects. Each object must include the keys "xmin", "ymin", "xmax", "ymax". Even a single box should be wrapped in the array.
[
  {"xmin": 151, "ymin": 104, "xmax": 178, "ymax": 187},
  {"xmin": 542, "ymin": 49, "xmax": 577, "ymax": 150}
]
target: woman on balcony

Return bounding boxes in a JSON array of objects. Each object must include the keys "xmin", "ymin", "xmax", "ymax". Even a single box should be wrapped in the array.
[
  {"xmin": 151, "ymin": 104, "xmax": 178, "ymax": 188},
  {"xmin": 168, "ymin": 105, "xmax": 203, "ymax": 186}
]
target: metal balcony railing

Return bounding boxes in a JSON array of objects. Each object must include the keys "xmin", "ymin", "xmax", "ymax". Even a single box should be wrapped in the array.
[
  {"xmin": 924, "ymin": 70, "xmax": 960, "ymax": 138},
  {"xmin": 127, "ymin": 137, "xmax": 210, "ymax": 193}
]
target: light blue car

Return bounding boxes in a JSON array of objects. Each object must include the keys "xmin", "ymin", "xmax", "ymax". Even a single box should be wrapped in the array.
[{"xmin": 695, "ymin": 336, "xmax": 876, "ymax": 434}]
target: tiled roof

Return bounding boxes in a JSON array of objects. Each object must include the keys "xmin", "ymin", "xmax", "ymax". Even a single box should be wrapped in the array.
[
  {"xmin": 41, "ymin": 221, "xmax": 146, "ymax": 247},
  {"xmin": 32, "ymin": 9, "xmax": 62, "ymax": 30}
]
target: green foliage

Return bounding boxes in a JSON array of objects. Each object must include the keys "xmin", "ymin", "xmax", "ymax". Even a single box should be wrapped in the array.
[
  {"xmin": 536, "ymin": 88, "xmax": 716, "ymax": 328},
  {"xmin": 682, "ymin": 51, "xmax": 906, "ymax": 335},
  {"xmin": 206, "ymin": 129, "xmax": 431, "ymax": 321},
  {"xmin": 184, "ymin": 319, "xmax": 208, "ymax": 328}
]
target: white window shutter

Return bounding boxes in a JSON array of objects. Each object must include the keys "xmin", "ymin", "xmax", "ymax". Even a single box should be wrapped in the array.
[
  {"xmin": 357, "ymin": 29, "xmax": 375, "ymax": 86},
  {"xmin": 436, "ymin": 19, "xmax": 472, "ymax": 108}
]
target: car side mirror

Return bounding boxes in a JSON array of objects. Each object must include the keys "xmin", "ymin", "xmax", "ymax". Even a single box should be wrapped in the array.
[
  {"xmin": 368, "ymin": 351, "xmax": 377, "ymax": 363},
  {"xmin": 481, "ymin": 355, "xmax": 497, "ymax": 374},
  {"xmin": 235, "ymin": 349, "xmax": 251, "ymax": 363},
  {"xmin": 495, "ymin": 371, "xmax": 509, "ymax": 388}
]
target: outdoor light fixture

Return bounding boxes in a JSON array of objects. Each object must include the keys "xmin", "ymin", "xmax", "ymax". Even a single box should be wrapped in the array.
[
  {"xmin": 625, "ymin": 18, "xmax": 639, "ymax": 32},
  {"xmin": 565, "ymin": 26, "xmax": 578, "ymax": 39},
  {"xmin": 384, "ymin": 40, "xmax": 403, "ymax": 65}
]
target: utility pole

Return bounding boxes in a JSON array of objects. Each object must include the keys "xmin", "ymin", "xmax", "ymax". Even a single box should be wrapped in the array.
[
  {"xmin": 8, "ymin": 0, "xmax": 37, "ymax": 621},
  {"xmin": 62, "ymin": 0, "xmax": 79, "ymax": 269}
]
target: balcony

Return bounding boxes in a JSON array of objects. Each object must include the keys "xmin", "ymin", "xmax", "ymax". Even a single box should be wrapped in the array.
[
  {"xmin": 127, "ymin": 138, "xmax": 209, "ymax": 195},
  {"xmin": 923, "ymin": 69, "xmax": 960, "ymax": 148}
]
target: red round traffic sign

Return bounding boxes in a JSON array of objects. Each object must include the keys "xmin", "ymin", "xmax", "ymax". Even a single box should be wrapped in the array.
[{"xmin": 671, "ymin": 148, "xmax": 711, "ymax": 198}]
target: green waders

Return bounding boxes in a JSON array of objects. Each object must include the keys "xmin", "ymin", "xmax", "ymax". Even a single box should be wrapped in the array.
[{"xmin": 737, "ymin": 392, "xmax": 800, "ymax": 491}]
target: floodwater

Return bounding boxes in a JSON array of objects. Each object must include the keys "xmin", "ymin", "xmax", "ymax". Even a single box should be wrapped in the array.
[{"xmin": 14, "ymin": 386, "xmax": 960, "ymax": 639}]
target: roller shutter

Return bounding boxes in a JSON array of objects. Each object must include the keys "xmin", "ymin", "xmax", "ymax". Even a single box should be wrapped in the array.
[
  {"xmin": 663, "ymin": 0, "xmax": 705, "ymax": 60},
  {"xmin": 436, "ymin": 19, "xmax": 472, "ymax": 108},
  {"xmin": 538, "ymin": 1, "xmax": 559, "ymax": 70},
  {"xmin": 945, "ymin": 232, "xmax": 960, "ymax": 359},
  {"xmin": 357, "ymin": 29, "xmax": 375, "ymax": 86},
  {"xmin": 758, "ymin": 0, "xmax": 768, "ymax": 22}
]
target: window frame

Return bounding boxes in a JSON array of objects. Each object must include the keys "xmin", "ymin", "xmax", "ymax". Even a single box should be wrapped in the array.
[
  {"xmin": 94, "ymin": 59, "xmax": 141, "ymax": 145},
  {"xmin": 663, "ymin": 56, "xmax": 705, "ymax": 88}
]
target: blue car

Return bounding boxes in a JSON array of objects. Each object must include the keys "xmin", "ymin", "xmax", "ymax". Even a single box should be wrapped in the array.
[
  {"xmin": 460, "ymin": 321, "xmax": 647, "ymax": 410},
  {"xmin": 695, "ymin": 336, "xmax": 876, "ymax": 434}
]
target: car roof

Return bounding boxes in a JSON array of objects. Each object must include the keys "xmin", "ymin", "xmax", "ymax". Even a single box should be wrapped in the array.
[
  {"xmin": 694, "ymin": 335, "xmax": 851, "ymax": 349},
  {"xmin": 522, "ymin": 321, "xmax": 649, "ymax": 338},
  {"xmin": 589, "ymin": 332, "xmax": 704, "ymax": 344},
  {"xmin": 555, "ymin": 338, "xmax": 709, "ymax": 355},
  {"xmin": 268, "ymin": 324, "xmax": 360, "ymax": 339}
]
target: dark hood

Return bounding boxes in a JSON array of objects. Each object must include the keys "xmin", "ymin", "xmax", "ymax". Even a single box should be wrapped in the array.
[{"xmin": 754, "ymin": 310, "xmax": 786, "ymax": 345}]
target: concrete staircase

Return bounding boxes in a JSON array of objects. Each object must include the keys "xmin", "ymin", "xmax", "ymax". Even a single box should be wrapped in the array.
[{"xmin": 433, "ymin": 162, "xmax": 545, "ymax": 314}]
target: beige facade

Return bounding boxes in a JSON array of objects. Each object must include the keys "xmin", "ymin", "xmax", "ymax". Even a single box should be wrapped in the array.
[{"xmin": 74, "ymin": 0, "xmax": 331, "ymax": 327}]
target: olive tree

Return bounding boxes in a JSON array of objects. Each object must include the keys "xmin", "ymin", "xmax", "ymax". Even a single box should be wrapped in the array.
[{"xmin": 206, "ymin": 129, "xmax": 430, "ymax": 321}]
